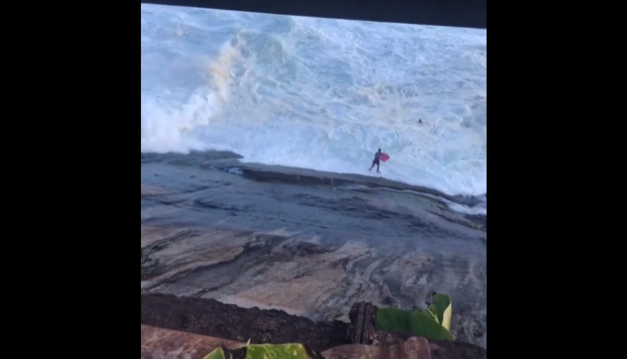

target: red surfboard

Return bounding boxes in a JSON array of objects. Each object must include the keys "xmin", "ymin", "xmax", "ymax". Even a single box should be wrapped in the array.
[{"xmin": 380, "ymin": 153, "xmax": 390, "ymax": 162}]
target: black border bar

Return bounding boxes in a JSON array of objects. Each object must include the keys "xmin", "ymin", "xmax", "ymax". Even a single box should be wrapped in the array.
[{"xmin": 140, "ymin": 0, "xmax": 487, "ymax": 29}]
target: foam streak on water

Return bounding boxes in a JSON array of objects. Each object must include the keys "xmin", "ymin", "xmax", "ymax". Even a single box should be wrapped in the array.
[{"xmin": 141, "ymin": 4, "xmax": 487, "ymax": 197}]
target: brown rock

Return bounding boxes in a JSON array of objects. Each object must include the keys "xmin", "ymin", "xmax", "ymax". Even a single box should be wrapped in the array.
[
  {"xmin": 429, "ymin": 339, "xmax": 486, "ymax": 359},
  {"xmin": 141, "ymin": 324, "xmax": 485, "ymax": 359},
  {"xmin": 321, "ymin": 337, "xmax": 431, "ymax": 359},
  {"xmin": 141, "ymin": 325, "xmax": 432, "ymax": 359},
  {"xmin": 371, "ymin": 330, "xmax": 411, "ymax": 346},
  {"xmin": 141, "ymin": 324, "xmax": 242, "ymax": 359}
]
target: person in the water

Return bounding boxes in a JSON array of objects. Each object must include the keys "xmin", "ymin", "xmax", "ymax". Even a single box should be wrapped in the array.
[{"xmin": 369, "ymin": 148, "xmax": 383, "ymax": 173}]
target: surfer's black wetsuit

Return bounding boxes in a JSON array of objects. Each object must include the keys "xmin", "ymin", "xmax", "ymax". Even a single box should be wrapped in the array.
[{"xmin": 369, "ymin": 150, "xmax": 382, "ymax": 172}]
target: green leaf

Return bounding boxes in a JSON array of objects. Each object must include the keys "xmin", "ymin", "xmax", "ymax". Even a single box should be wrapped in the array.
[
  {"xmin": 202, "ymin": 343, "xmax": 323, "ymax": 359},
  {"xmin": 246, "ymin": 343, "xmax": 319, "ymax": 359},
  {"xmin": 427, "ymin": 304, "xmax": 438, "ymax": 322},
  {"xmin": 375, "ymin": 307, "xmax": 453, "ymax": 341},
  {"xmin": 431, "ymin": 293, "xmax": 452, "ymax": 331}
]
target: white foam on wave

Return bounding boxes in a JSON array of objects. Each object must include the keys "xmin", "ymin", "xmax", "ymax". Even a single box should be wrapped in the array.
[{"xmin": 140, "ymin": 4, "xmax": 487, "ymax": 197}]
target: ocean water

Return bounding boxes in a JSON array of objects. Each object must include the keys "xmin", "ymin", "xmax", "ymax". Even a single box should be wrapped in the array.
[{"xmin": 140, "ymin": 4, "xmax": 487, "ymax": 198}]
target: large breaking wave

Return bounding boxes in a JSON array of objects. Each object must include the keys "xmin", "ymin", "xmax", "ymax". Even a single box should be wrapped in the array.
[{"xmin": 141, "ymin": 4, "xmax": 487, "ymax": 197}]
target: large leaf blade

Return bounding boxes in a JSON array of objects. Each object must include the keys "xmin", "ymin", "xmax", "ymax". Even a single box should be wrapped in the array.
[
  {"xmin": 375, "ymin": 307, "xmax": 452, "ymax": 341},
  {"xmin": 202, "ymin": 343, "xmax": 321, "ymax": 359},
  {"xmin": 247, "ymin": 343, "xmax": 318, "ymax": 358},
  {"xmin": 432, "ymin": 293, "xmax": 452, "ymax": 331}
]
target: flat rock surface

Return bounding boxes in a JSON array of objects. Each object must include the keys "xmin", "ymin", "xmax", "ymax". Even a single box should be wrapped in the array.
[{"xmin": 141, "ymin": 152, "xmax": 486, "ymax": 347}]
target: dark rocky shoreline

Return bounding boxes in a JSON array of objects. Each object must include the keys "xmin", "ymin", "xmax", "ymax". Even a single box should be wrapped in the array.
[
  {"xmin": 141, "ymin": 151, "xmax": 487, "ymax": 214},
  {"xmin": 141, "ymin": 151, "xmax": 486, "ymax": 348}
]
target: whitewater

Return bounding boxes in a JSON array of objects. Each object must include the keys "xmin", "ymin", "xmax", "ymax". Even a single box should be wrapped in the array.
[{"xmin": 141, "ymin": 4, "xmax": 487, "ymax": 198}]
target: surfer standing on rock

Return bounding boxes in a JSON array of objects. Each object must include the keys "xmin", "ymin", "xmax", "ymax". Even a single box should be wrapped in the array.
[{"xmin": 369, "ymin": 149, "xmax": 384, "ymax": 173}]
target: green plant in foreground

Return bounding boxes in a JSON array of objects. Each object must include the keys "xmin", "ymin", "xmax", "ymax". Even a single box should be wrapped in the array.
[
  {"xmin": 203, "ymin": 342, "xmax": 324, "ymax": 359},
  {"xmin": 375, "ymin": 292, "xmax": 453, "ymax": 341},
  {"xmin": 426, "ymin": 292, "xmax": 452, "ymax": 331}
]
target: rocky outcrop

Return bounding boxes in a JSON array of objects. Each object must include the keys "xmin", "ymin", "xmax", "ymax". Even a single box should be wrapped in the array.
[
  {"xmin": 141, "ymin": 292, "xmax": 350, "ymax": 352},
  {"xmin": 141, "ymin": 324, "xmax": 486, "ymax": 359},
  {"xmin": 140, "ymin": 293, "xmax": 486, "ymax": 358},
  {"xmin": 141, "ymin": 154, "xmax": 487, "ymax": 348}
]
